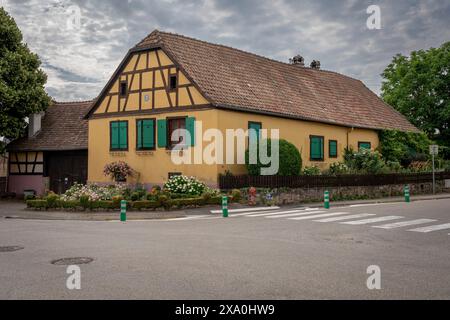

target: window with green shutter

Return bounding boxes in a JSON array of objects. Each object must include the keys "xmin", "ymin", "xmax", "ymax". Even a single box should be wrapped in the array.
[
  {"xmin": 358, "ymin": 141, "xmax": 371, "ymax": 150},
  {"xmin": 110, "ymin": 121, "xmax": 128, "ymax": 151},
  {"xmin": 136, "ymin": 119, "xmax": 155, "ymax": 150},
  {"xmin": 157, "ymin": 119, "xmax": 167, "ymax": 148},
  {"xmin": 329, "ymin": 140, "xmax": 338, "ymax": 158},
  {"xmin": 248, "ymin": 121, "xmax": 262, "ymax": 146},
  {"xmin": 310, "ymin": 136, "xmax": 324, "ymax": 161},
  {"xmin": 186, "ymin": 117, "xmax": 196, "ymax": 147}
]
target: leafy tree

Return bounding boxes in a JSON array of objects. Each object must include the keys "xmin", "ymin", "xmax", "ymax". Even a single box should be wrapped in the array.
[
  {"xmin": 378, "ymin": 130, "xmax": 432, "ymax": 167},
  {"xmin": 381, "ymin": 42, "xmax": 450, "ymax": 158},
  {"xmin": 0, "ymin": 7, "xmax": 51, "ymax": 151},
  {"xmin": 245, "ymin": 139, "xmax": 302, "ymax": 176}
]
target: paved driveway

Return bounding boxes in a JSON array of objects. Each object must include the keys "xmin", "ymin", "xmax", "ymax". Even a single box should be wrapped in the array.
[{"xmin": 0, "ymin": 199, "xmax": 449, "ymax": 299}]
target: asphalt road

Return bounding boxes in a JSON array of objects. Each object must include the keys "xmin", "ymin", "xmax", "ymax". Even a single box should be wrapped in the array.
[{"xmin": 0, "ymin": 199, "xmax": 449, "ymax": 299}]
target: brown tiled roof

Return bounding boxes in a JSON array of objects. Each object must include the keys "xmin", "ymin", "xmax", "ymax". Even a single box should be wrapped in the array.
[
  {"xmin": 132, "ymin": 30, "xmax": 418, "ymax": 132},
  {"xmin": 7, "ymin": 100, "xmax": 92, "ymax": 151}
]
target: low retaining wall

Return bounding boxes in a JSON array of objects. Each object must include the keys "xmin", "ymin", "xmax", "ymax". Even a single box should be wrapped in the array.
[{"xmin": 240, "ymin": 181, "xmax": 445, "ymax": 205}]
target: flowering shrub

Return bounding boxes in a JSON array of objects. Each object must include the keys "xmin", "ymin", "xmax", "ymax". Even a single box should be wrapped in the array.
[
  {"xmin": 103, "ymin": 161, "xmax": 134, "ymax": 181},
  {"xmin": 163, "ymin": 175, "xmax": 211, "ymax": 196},
  {"xmin": 302, "ymin": 166, "xmax": 321, "ymax": 175},
  {"xmin": 344, "ymin": 148, "xmax": 387, "ymax": 174},
  {"xmin": 60, "ymin": 183, "xmax": 127, "ymax": 201},
  {"xmin": 327, "ymin": 162, "xmax": 349, "ymax": 175}
]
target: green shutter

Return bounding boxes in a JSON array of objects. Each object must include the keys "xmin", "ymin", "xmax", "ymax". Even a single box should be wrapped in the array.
[
  {"xmin": 329, "ymin": 140, "xmax": 337, "ymax": 157},
  {"xmin": 249, "ymin": 122, "xmax": 261, "ymax": 145},
  {"xmin": 143, "ymin": 120, "xmax": 154, "ymax": 148},
  {"xmin": 359, "ymin": 142, "xmax": 371, "ymax": 150},
  {"xmin": 119, "ymin": 121, "xmax": 128, "ymax": 149},
  {"xmin": 111, "ymin": 122, "xmax": 120, "ymax": 149},
  {"xmin": 157, "ymin": 119, "xmax": 167, "ymax": 147},
  {"xmin": 311, "ymin": 136, "xmax": 323, "ymax": 160},
  {"xmin": 137, "ymin": 120, "xmax": 143, "ymax": 149},
  {"xmin": 186, "ymin": 117, "xmax": 195, "ymax": 146}
]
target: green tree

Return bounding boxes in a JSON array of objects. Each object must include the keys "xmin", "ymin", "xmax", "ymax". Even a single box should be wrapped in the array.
[
  {"xmin": 381, "ymin": 42, "xmax": 450, "ymax": 158},
  {"xmin": 378, "ymin": 130, "xmax": 432, "ymax": 167},
  {"xmin": 245, "ymin": 139, "xmax": 302, "ymax": 176},
  {"xmin": 0, "ymin": 7, "xmax": 51, "ymax": 151}
]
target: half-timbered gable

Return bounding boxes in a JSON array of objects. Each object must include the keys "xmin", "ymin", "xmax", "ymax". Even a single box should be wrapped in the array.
[{"xmin": 91, "ymin": 49, "xmax": 209, "ymax": 116}]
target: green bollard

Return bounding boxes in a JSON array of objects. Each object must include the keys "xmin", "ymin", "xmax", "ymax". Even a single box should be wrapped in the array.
[
  {"xmin": 222, "ymin": 196, "xmax": 228, "ymax": 218},
  {"xmin": 404, "ymin": 185, "xmax": 410, "ymax": 203},
  {"xmin": 324, "ymin": 190, "xmax": 330, "ymax": 209},
  {"xmin": 120, "ymin": 200, "xmax": 127, "ymax": 222}
]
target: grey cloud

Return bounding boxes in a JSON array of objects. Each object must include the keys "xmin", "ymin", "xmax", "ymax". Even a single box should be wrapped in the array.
[{"xmin": 3, "ymin": 0, "xmax": 450, "ymax": 101}]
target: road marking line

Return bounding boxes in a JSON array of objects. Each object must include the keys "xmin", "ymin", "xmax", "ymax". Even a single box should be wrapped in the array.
[
  {"xmin": 266, "ymin": 211, "xmax": 326, "ymax": 219},
  {"xmin": 229, "ymin": 211, "xmax": 281, "ymax": 217},
  {"xmin": 408, "ymin": 223, "xmax": 450, "ymax": 233},
  {"xmin": 341, "ymin": 216, "xmax": 403, "ymax": 225},
  {"xmin": 373, "ymin": 219, "xmax": 437, "ymax": 229},
  {"xmin": 245, "ymin": 208, "xmax": 318, "ymax": 217},
  {"xmin": 348, "ymin": 203, "xmax": 395, "ymax": 208},
  {"xmin": 314, "ymin": 213, "xmax": 376, "ymax": 222},
  {"xmin": 288, "ymin": 212, "xmax": 351, "ymax": 221},
  {"xmin": 164, "ymin": 215, "xmax": 211, "ymax": 221},
  {"xmin": 210, "ymin": 206, "xmax": 279, "ymax": 214}
]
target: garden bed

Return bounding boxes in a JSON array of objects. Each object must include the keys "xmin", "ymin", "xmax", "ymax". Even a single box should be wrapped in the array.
[
  {"xmin": 26, "ymin": 195, "xmax": 226, "ymax": 211},
  {"xmin": 25, "ymin": 175, "xmax": 240, "ymax": 212}
]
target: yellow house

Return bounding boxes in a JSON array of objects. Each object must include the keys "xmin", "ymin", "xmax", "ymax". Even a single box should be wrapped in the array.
[{"xmin": 85, "ymin": 30, "xmax": 417, "ymax": 187}]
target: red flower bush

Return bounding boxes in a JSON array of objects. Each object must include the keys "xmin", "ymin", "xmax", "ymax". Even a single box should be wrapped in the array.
[{"xmin": 103, "ymin": 161, "xmax": 134, "ymax": 182}]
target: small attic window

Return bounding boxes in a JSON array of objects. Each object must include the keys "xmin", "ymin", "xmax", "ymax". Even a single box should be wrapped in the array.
[
  {"xmin": 169, "ymin": 75, "xmax": 177, "ymax": 90},
  {"xmin": 120, "ymin": 81, "xmax": 127, "ymax": 97}
]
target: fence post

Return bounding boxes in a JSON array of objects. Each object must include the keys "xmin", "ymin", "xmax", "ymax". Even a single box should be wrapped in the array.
[
  {"xmin": 404, "ymin": 185, "xmax": 410, "ymax": 203},
  {"xmin": 222, "ymin": 195, "xmax": 228, "ymax": 218},
  {"xmin": 324, "ymin": 190, "xmax": 330, "ymax": 209},
  {"xmin": 120, "ymin": 200, "xmax": 127, "ymax": 222}
]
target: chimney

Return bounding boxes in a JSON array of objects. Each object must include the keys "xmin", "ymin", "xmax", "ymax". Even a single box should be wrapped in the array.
[
  {"xmin": 310, "ymin": 60, "xmax": 321, "ymax": 70},
  {"xmin": 28, "ymin": 112, "xmax": 44, "ymax": 138},
  {"xmin": 289, "ymin": 54, "xmax": 305, "ymax": 67}
]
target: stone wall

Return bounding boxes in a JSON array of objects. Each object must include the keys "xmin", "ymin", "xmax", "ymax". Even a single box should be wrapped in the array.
[{"xmin": 240, "ymin": 181, "xmax": 445, "ymax": 205}]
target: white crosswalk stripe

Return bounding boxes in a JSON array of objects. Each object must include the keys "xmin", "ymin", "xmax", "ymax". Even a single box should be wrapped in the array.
[
  {"xmin": 266, "ymin": 211, "xmax": 325, "ymax": 219},
  {"xmin": 407, "ymin": 223, "xmax": 450, "ymax": 233},
  {"xmin": 210, "ymin": 206, "xmax": 279, "ymax": 214},
  {"xmin": 373, "ymin": 219, "xmax": 436, "ymax": 229},
  {"xmin": 246, "ymin": 208, "xmax": 319, "ymax": 218},
  {"xmin": 314, "ymin": 213, "xmax": 376, "ymax": 222},
  {"xmin": 288, "ymin": 212, "xmax": 351, "ymax": 221},
  {"xmin": 164, "ymin": 215, "xmax": 211, "ymax": 221},
  {"xmin": 341, "ymin": 216, "xmax": 403, "ymax": 225}
]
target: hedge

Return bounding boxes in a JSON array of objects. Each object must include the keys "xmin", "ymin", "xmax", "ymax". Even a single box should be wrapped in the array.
[
  {"xmin": 131, "ymin": 200, "xmax": 160, "ymax": 210},
  {"xmin": 26, "ymin": 195, "xmax": 227, "ymax": 211},
  {"xmin": 26, "ymin": 200, "xmax": 48, "ymax": 209}
]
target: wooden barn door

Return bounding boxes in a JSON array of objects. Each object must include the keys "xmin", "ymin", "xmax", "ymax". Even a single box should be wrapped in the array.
[{"xmin": 46, "ymin": 150, "xmax": 88, "ymax": 194}]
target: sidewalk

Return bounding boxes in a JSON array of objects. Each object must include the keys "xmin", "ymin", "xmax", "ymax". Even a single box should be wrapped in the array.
[{"xmin": 1, "ymin": 193, "xmax": 449, "ymax": 221}]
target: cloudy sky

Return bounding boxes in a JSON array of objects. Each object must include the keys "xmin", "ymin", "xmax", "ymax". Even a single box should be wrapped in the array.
[{"xmin": 2, "ymin": 0, "xmax": 449, "ymax": 101}]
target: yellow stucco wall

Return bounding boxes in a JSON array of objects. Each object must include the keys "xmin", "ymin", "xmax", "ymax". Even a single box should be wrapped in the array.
[
  {"xmin": 88, "ymin": 108, "xmax": 379, "ymax": 186},
  {"xmin": 88, "ymin": 109, "xmax": 219, "ymax": 186},
  {"xmin": 214, "ymin": 109, "xmax": 379, "ymax": 176}
]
